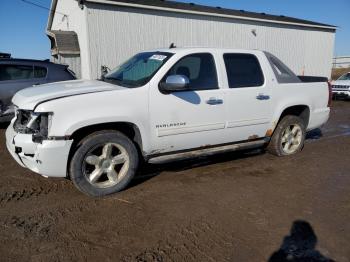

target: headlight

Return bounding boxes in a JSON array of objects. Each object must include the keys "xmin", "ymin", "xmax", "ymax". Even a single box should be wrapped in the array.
[{"xmin": 14, "ymin": 110, "xmax": 52, "ymax": 143}]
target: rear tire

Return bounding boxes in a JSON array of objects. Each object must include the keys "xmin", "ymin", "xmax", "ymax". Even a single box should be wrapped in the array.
[
  {"xmin": 69, "ymin": 131, "xmax": 139, "ymax": 197},
  {"xmin": 267, "ymin": 115, "xmax": 306, "ymax": 157}
]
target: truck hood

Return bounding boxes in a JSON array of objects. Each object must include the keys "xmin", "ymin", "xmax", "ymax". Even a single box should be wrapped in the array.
[
  {"xmin": 12, "ymin": 80, "xmax": 122, "ymax": 110},
  {"xmin": 332, "ymin": 80, "xmax": 350, "ymax": 86}
]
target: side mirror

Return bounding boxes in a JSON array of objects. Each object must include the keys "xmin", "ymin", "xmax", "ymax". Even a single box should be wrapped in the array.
[{"xmin": 159, "ymin": 75, "xmax": 190, "ymax": 93}]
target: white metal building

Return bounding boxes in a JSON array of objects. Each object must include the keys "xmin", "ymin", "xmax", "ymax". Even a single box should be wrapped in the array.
[
  {"xmin": 47, "ymin": 0, "xmax": 336, "ymax": 79},
  {"xmin": 333, "ymin": 56, "xmax": 350, "ymax": 68}
]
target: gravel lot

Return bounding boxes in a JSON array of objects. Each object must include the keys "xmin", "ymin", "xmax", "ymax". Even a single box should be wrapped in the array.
[{"xmin": 0, "ymin": 101, "xmax": 349, "ymax": 262}]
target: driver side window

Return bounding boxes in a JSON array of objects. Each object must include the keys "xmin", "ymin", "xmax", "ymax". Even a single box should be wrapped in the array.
[{"xmin": 164, "ymin": 53, "xmax": 218, "ymax": 91}]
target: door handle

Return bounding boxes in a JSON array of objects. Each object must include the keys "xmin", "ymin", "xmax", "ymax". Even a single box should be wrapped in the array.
[
  {"xmin": 206, "ymin": 98, "xmax": 223, "ymax": 105},
  {"xmin": 256, "ymin": 94, "xmax": 270, "ymax": 100}
]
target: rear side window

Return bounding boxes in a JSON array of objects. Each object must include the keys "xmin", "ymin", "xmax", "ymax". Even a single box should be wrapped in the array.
[
  {"xmin": 0, "ymin": 65, "xmax": 34, "ymax": 81},
  {"xmin": 34, "ymin": 66, "xmax": 47, "ymax": 78},
  {"xmin": 264, "ymin": 52, "xmax": 301, "ymax": 83},
  {"xmin": 270, "ymin": 57, "xmax": 291, "ymax": 76},
  {"xmin": 165, "ymin": 53, "xmax": 218, "ymax": 90},
  {"xmin": 223, "ymin": 54, "xmax": 264, "ymax": 88}
]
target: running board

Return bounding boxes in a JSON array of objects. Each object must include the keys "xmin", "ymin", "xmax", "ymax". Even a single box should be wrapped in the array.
[{"xmin": 148, "ymin": 139, "xmax": 268, "ymax": 164}]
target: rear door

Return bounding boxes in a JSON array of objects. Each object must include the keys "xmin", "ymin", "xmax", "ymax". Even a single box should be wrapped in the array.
[
  {"xmin": 222, "ymin": 52, "xmax": 272, "ymax": 141},
  {"xmin": 149, "ymin": 52, "xmax": 227, "ymax": 153}
]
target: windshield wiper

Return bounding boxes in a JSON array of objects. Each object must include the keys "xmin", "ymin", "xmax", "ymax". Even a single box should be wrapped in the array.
[
  {"xmin": 104, "ymin": 76, "xmax": 122, "ymax": 81},
  {"xmin": 102, "ymin": 77, "xmax": 137, "ymax": 88},
  {"xmin": 103, "ymin": 77, "xmax": 126, "ymax": 85}
]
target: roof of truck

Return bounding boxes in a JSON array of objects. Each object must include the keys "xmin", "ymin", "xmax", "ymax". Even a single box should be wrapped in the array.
[{"xmin": 148, "ymin": 46, "xmax": 265, "ymax": 54}]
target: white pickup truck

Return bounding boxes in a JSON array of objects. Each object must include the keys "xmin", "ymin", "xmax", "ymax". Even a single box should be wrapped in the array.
[{"xmin": 6, "ymin": 48, "xmax": 331, "ymax": 197}]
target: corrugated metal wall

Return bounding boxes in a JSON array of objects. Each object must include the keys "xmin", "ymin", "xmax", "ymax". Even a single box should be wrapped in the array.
[
  {"xmin": 85, "ymin": 3, "xmax": 335, "ymax": 80},
  {"xmin": 52, "ymin": 54, "xmax": 82, "ymax": 79}
]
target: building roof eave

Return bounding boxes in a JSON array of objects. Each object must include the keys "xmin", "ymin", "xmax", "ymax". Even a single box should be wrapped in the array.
[
  {"xmin": 84, "ymin": 0, "xmax": 337, "ymax": 31},
  {"xmin": 47, "ymin": 30, "xmax": 81, "ymax": 55}
]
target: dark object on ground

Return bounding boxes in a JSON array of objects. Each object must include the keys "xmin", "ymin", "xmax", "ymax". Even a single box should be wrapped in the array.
[{"xmin": 269, "ymin": 220, "xmax": 335, "ymax": 262}]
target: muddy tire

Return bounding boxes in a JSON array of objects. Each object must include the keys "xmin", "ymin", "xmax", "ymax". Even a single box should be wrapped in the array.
[
  {"xmin": 69, "ymin": 131, "xmax": 139, "ymax": 197},
  {"xmin": 267, "ymin": 115, "xmax": 306, "ymax": 157}
]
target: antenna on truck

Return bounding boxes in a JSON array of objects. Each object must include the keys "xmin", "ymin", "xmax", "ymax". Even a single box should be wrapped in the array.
[{"xmin": 169, "ymin": 43, "xmax": 176, "ymax": 49}]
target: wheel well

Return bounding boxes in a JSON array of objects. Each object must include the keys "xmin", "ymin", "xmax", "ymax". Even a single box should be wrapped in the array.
[
  {"xmin": 69, "ymin": 122, "xmax": 143, "ymax": 151},
  {"xmin": 66, "ymin": 122, "xmax": 144, "ymax": 175},
  {"xmin": 279, "ymin": 105, "xmax": 310, "ymax": 126}
]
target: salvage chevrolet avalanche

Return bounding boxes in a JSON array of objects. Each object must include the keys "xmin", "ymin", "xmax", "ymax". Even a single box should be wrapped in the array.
[{"xmin": 6, "ymin": 48, "xmax": 331, "ymax": 197}]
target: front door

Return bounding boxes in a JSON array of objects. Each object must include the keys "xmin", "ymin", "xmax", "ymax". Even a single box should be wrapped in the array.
[{"xmin": 149, "ymin": 53, "xmax": 227, "ymax": 154}]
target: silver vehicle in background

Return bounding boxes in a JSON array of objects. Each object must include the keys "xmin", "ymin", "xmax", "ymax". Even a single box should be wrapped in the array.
[
  {"xmin": 0, "ymin": 56, "xmax": 76, "ymax": 122},
  {"xmin": 332, "ymin": 72, "xmax": 350, "ymax": 99}
]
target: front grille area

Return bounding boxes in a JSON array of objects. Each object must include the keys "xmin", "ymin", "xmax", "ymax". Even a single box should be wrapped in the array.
[{"xmin": 332, "ymin": 85, "xmax": 350, "ymax": 90}]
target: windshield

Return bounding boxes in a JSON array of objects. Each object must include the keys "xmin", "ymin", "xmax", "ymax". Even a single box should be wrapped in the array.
[
  {"xmin": 103, "ymin": 52, "xmax": 173, "ymax": 88},
  {"xmin": 338, "ymin": 73, "xmax": 350, "ymax": 81}
]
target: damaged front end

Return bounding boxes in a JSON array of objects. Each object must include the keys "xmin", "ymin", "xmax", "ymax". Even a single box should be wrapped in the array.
[
  {"xmin": 14, "ymin": 109, "xmax": 52, "ymax": 143},
  {"xmin": 6, "ymin": 109, "xmax": 73, "ymax": 178}
]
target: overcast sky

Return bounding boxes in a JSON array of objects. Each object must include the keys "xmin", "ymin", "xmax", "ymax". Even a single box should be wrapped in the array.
[{"xmin": 0, "ymin": 0, "xmax": 349, "ymax": 59}]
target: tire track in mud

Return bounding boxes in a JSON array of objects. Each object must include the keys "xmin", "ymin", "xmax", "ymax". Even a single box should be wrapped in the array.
[
  {"xmin": 1, "ymin": 199, "xmax": 100, "ymax": 245},
  {"xmin": 2, "ymin": 214, "xmax": 55, "ymax": 240},
  {"xmin": 0, "ymin": 182, "xmax": 69, "ymax": 204},
  {"xmin": 123, "ymin": 220, "xmax": 234, "ymax": 262}
]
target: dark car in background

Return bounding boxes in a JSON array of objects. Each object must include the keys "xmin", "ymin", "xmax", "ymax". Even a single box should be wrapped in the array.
[{"xmin": 0, "ymin": 57, "xmax": 76, "ymax": 121}]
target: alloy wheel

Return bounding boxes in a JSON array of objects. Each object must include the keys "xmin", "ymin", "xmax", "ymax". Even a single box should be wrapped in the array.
[
  {"xmin": 82, "ymin": 143, "xmax": 130, "ymax": 188},
  {"xmin": 281, "ymin": 124, "xmax": 303, "ymax": 154}
]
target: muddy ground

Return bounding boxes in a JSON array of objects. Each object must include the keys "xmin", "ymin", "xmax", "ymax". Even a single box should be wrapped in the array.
[{"xmin": 0, "ymin": 101, "xmax": 349, "ymax": 262}]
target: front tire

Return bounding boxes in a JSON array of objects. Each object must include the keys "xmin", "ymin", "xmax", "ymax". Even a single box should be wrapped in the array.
[
  {"xmin": 69, "ymin": 131, "xmax": 139, "ymax": 197},
  {"xmin": 267, "ymin": 115, "xmax": 306, "ymax": 156}
]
